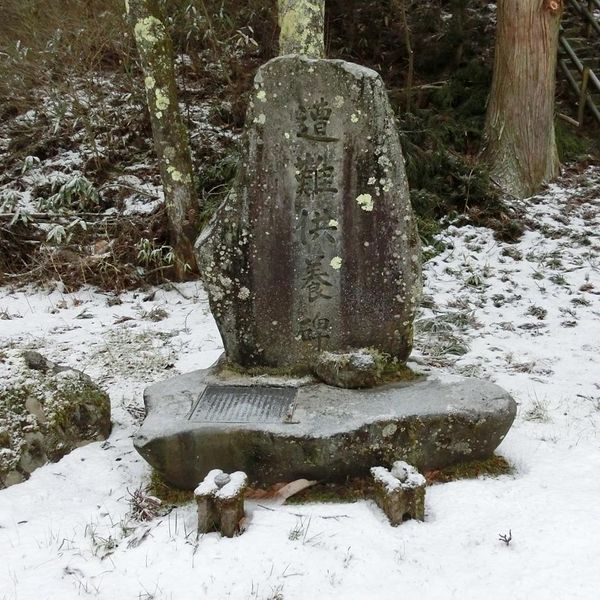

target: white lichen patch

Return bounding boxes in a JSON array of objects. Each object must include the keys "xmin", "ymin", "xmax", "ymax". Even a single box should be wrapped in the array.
[
  {"xmin": 144, "ymin": 76, "xmax": 156, "ymax": 90},
  {"xmin": 167, "ymin": 166, "xmax": 183, "ymax": 182},
  {"xmin": 330, "ymin": 256, "xmax": 342, "ymax": 270},
  {"xmin": 351, "ymin": 113, "xmax": 359, "ymax": 123},
  {"xmin": 256, "ymin": 90, "xmax": 267, "ymax": 103},
  {"xmin": 356, "ymin": 193, "xmax": 374, "ymax": 212},
  {"xmin": 328, "ymin": 219, "xmax": 339, "ymax": 228},
  {"xmin": 238, "ymin": 287, "xmax": 251, "ymax": 300},
  {"xmin": 382, "ymin": 423, "xmax": 397, "ymax": 438},
  {"xmin": 155, "ymin": 88, "xmax": 170, "ymax": 111},
  {"xmin": 254, "ymin": 113, "xmax": 266, "ymax": 125},
  {"xmin": 333, "ymin": 95, "xmax": 345, "ymax": 108},
  {"xmin": 134, "ymin": 16, "xmax": 161, "ymax": 46}
]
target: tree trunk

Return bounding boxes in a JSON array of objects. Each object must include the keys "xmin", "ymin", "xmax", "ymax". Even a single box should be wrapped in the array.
[
  {"xmin": 278, "ymin": 0, "xmax": 325, "ymax": 57},
  {"xmin": 484, "ymin": 0, "xmax": 562, "ymax": 199},
  {"xmin": 127, "ymin": 0, "xmax": 198, "ymax": 277}
]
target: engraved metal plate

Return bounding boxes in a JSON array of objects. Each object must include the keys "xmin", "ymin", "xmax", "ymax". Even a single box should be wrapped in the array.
[{"xmin": 188, "ymin": 385, "xmax": 297, "ymax": 423}]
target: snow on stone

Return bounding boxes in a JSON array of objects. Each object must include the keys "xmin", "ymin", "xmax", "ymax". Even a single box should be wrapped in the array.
[
  {"xmin": 214, "ymin": 471, "xmax": 248, "ymax": 500},
  {"xmin": 194, "ymin": 468, "xmax": 223, "ymax": 496}
]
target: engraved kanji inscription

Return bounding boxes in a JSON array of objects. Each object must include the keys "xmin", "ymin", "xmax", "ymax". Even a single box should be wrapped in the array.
[
  {"xmin": 296, "ymin": 98, "xmax": 339, "ymax": 142},
  {"xmin": 298, "ymin": 313, "xmax": 331, "ymax": 350},
  {"xmin": 301, "ymin": 254, "xmax": 333, "ymax": 302},
  {"xmin": 295, "ymin": 153, "xmax": 338, "ymax": 198},
  {"xmin": 299, "ymin": 208, "xmax": 338, "ymax": 246}
]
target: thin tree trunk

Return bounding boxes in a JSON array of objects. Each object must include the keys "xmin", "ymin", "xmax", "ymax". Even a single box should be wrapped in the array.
[
  {"xmin": 484, "ymin": 0, "xmax": 562, "ymax": 199},
  {"xmin": 278, "ymin": 0, "xmax": 325, "ymax": 57},
  {"xmin": 127, "ymin": 0, "xmax": 198, "ymax": 277}
]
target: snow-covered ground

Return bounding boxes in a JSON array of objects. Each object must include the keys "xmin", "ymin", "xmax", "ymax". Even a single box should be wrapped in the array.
[{"xmin": 0, "ymin": 167, "xmax": 599, "ymax": 600}]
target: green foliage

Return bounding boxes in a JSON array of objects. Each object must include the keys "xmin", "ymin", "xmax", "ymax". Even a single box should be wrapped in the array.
[
  {"xmin": 397, "ymin": 60, "xmax": 528, "ymax": 246},
  {"xmin": 40, "ymin": 176, "xmax": 100, "ymax": 213},
  {"xmin": 554, "ymin": 118, "xmax": 596, "ymax": 163},
  {"xmin": 136, "ymin": 237, "xmax": 175, "ymax": 269}
]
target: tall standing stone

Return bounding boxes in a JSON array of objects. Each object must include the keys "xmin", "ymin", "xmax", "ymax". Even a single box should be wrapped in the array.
[{"xmin": 196, "ymin": 56, "xmax": 421, "ymax": 370}]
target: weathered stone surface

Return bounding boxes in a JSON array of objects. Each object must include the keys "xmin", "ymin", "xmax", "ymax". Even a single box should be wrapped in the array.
[
  {"xmin": 196, "ymin": 56, "xmax": 421, "ymax": 372},
  {"xmin": 371, "ymin": 461, "xmax": 426, "ymax": 525},
  {"xmin": 314, "ymin": 348, "xmax": 384, "ymax": 388},
  {"xmin": 134, "ymin": 364, "xmax": 516, "ymax": 489},
  {"xmin": 0, "ymin": 362, "xmax": 111, "ymax": 488}
]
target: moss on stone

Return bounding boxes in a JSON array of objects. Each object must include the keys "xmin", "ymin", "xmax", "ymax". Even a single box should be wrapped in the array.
[
  {"xmin": 219, "ymin": 361, "xmax": 312, "ymax": 379},
  {"xmin": 285, "ymin": 477, "xmax": 375, "ymax": 504},
  {"xmin": 0, "ymin": 371, "xmax": 110, "ymax": 487},
  {"xmin": 148, "ymin": 470, "xmax": 194, "ymax": 505},
  {"xmin": 285, "ymin": 455, "xmax": 512, "ymax": 503},
  {"xmin": 425, "ymin": 454, "xmax": 513, "ymax": 483}
]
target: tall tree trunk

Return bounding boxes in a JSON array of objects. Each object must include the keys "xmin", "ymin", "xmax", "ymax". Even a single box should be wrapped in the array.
[
  {"xmin": 484, "ymin": 0, "xmax": 562, "ymax": 199},
  {"xmin": 127, "ymin": 0, "xmax": 198, "ymax": 277},
  {"xmin": 278, "ymin": 0, "xmax": 325, "ymax": 57}
]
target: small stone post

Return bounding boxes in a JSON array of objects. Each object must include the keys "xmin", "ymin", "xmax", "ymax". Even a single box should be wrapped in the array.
[
  {"xmin": 195, "ymin": 470, "xmax": 248, "ymax": 537},
  {"xmin": 371, "ymin": 461, "xmax": 425, "ymax": 526},
  {"xmin": 278, "ymin": 0, "xmax": 325, "ymax": 57}
]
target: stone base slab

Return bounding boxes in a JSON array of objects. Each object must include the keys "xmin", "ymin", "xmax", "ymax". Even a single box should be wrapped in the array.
[{"xmin": 133, "ymin": 365, "xmax": 516, "ymax": 489}]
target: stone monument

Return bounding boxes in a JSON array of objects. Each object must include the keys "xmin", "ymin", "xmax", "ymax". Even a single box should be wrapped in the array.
[
  {"xmin": 196, "ymin": 55, "xmax": 421, "ymax": 372},
  {"xmin": 134, "ymin": 3, "xmax": 516, "ymax": 489}
]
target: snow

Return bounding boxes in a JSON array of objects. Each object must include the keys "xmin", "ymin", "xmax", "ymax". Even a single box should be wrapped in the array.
[
  {"xmin": 372, "ymin": 462, "xmax": 426, "ymax": 492},
  {"xmin": 194, "ymin": 469, "xmax": 248, "ymax": 500},
  {"xmin": 1, "ymin": 167, "xmax": 600, "ymax": 599}
]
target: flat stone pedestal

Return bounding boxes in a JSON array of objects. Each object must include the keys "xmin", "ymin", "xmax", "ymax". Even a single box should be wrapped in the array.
[{"xmin": 133, "ymin": 364, "xmax": 516, "ymax": 490}]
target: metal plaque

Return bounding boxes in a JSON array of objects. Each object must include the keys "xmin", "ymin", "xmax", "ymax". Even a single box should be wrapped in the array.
[{"xmin": 188, "ymin": 385, "xmax": 297, "ymax": 423}]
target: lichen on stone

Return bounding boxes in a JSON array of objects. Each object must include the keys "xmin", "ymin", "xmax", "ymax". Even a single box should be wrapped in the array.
[
  {"xmin": 356, "ymin": 193, "xmax": 374, "ymax": 212},
  {"xmin": 254, "ymin": 113, "xmax": 267, "ymax": 125},
  {"xmin": 0, "ymin": 370, "xmax": 110, "ymax": 488}
]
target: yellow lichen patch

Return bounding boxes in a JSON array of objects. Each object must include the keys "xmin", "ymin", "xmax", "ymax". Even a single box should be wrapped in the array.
[
  {"xmin": 256, "ymin": 90, "xmax": 267, "ymax": 103},
  {"xmin": 167, "ymin": 166, "xmax": 191, "ymax": 184},
  {"xmin": 279, "ymin": 1, "xmax": 324, "ymax": 57},
  {"xmin": 330, "ymin": 256, "xmax": 342, "ymax": 270},
  {"xmin": 328, "ymin": 219, "xmax": 339, "ymax": 228},
  {"xmin": 144, "ymin": 76, "xmax": 156, "ymax": 90},
  {"xmin": 134, "ymin": 16, "xmax": 162, "ymax": 46},
  {"xmin": 164, "ymin": 146, "xmax": 176, "ymax": 161},
  {"xmin": 167, "ymin": 166, "xmax": 186, "ymax": 182},
  {"xmin": 155, "ymin": 88, "xmax": 170, "ymax": 111},
  {"xmin": 356, "ymin": 193, "xmax": 374, "ymax": 212}
]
